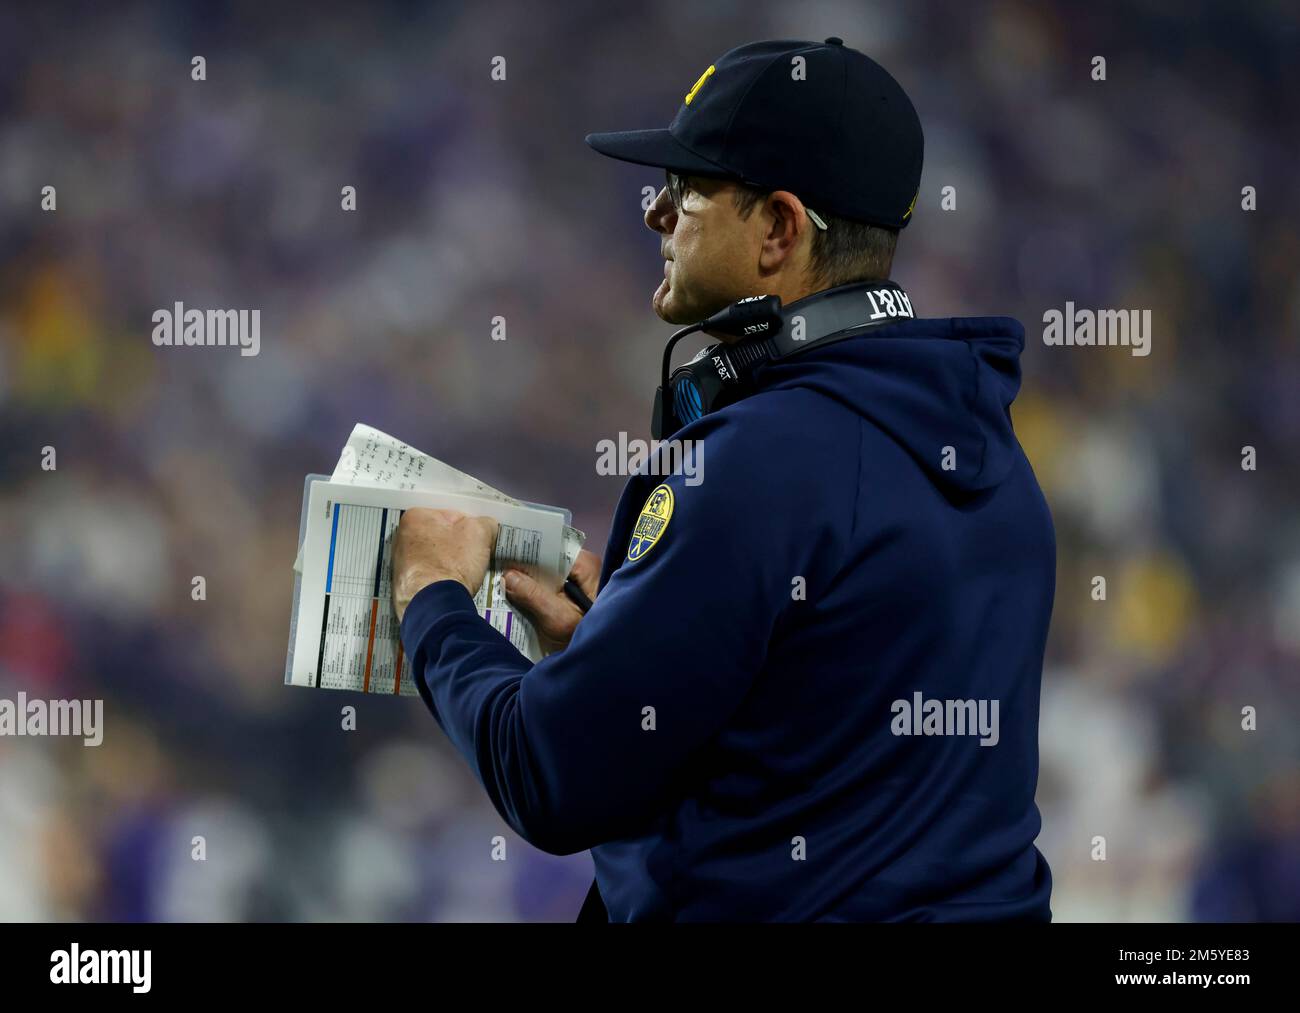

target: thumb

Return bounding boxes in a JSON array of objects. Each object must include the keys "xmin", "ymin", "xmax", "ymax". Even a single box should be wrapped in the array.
[
  {"xmin": 502, "ymin": 569, "xmax": 549, "ymax": 613},
  {"xmin": 502, "ymin": 569, "xmax": 574, "ymax": 637}
]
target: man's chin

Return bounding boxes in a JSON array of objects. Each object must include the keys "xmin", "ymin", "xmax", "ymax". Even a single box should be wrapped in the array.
[
  {"xmin": 656, "ymin": 305, "xmax": 697, "ymax": 326},
  {"xmin": 653, "ymin": 283, "xmax": 708, "ymax": 326}
]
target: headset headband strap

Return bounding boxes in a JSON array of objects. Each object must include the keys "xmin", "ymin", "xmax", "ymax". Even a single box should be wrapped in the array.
[{"xmin": 769, "ymin": 280, "xmax": 915, "ymax": 358}]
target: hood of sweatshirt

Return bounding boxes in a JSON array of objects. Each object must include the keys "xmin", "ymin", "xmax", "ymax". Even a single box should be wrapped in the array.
[{"xmin": 752, "ymin": 315, "xmax": 1027, "ymax": 496}]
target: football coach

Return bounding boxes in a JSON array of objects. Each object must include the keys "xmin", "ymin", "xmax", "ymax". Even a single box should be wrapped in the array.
[{"xmin": 389, "ymin": 38, "xmax": 1056, "ymax": 922}]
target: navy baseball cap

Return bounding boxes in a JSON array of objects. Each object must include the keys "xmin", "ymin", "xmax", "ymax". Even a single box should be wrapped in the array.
[{"xmin": 586, "ymin": 38, "xmax": 924, "ymax": 230}]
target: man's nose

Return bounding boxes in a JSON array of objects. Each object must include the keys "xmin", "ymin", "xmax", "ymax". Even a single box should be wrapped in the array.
[{"xmin": 644, "ymin": 186, "xmax": 676, "ymax": 235}]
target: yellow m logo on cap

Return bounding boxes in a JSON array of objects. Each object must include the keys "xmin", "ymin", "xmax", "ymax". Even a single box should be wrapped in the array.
[
  {"xmin": 685, "ymin": 65, "xmax": 715, "ymax": 105},
  {"xmin": 903, "ymin": 187, "xmax": 919, "ymax": 220}
]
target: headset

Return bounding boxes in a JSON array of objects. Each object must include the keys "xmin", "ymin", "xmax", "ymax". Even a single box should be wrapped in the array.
[{"xmin": 651, "ymin": 279, "xmax": 916, "ymax": 440}]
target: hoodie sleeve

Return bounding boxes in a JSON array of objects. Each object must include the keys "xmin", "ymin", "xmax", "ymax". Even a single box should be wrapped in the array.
[{"xmin": 398, "ymin": 409, "xmax": 842, "ymax": 855}]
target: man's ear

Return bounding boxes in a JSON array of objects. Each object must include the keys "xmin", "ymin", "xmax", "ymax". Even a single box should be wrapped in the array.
[{"xmin": 757, "ymin": 190, "xmax": 808, "ymax": 272}]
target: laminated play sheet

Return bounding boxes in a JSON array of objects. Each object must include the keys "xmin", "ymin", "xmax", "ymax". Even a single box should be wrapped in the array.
[{"xmin": 285, "ymin": 425, "xmax": 585, "ymax": 694}]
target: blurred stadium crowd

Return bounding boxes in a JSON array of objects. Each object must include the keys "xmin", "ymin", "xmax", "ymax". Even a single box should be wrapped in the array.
[{"xmin": 0, "ymin": 1, "xmax": 1297, "ymax": 921}]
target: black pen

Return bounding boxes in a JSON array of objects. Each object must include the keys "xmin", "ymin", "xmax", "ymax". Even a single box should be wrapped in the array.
[{"xmin": 563, "ymin": 578, "xmax": 593, "ymax": 614}]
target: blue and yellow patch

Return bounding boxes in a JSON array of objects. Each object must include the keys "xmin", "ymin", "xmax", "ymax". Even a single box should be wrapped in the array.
[{"xmin": 627, "ymin": 484, "xmax": 674, "ymax": 562}]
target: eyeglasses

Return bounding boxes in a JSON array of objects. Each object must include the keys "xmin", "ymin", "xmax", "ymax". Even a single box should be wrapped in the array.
[{"xmin": 665, "ymin": 170, "xmax": 829, "ymax": 229}]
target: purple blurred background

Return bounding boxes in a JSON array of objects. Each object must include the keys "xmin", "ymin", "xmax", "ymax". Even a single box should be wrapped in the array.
[{"xmin": 1, "ymin": 0, "xmax": 1297, "ymax": 921}]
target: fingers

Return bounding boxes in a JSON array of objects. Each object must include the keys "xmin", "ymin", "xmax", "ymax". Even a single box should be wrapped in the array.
[
  {"xmin": 470, "ymin": 514, "xmax": 500, "ymax": 547},
  {"xmin": 502, "ymin": 569, "xmax": 558, "ymax": 618},
  {"xmin": 403, "ymin": 507, "xmax": 463, "ymax": 525},
  {"xmin": 503, "ymin": 569, "xmax": 581, "ymax": 642},
  {"xmin": 569, "ymin": 549, "xmax": 602, "ymax": 599},
  {"xmin": 390, "ymin": 509, "xmax": 500, "ymax": 617},
  {"xmin": 397, "ymin": 508, "xmax": 496, "ymax": 547}
]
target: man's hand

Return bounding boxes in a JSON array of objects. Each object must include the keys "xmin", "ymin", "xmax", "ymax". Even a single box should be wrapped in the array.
[
  {"xmin": 392, "ymin": 508, "xmax": 498, "ymax": 621},
  {"xmin": 502, "ymin": 548, "xmax": 601, "ymax": 655}
]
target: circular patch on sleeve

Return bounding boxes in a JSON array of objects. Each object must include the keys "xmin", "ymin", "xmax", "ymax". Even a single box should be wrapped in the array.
[{"xmin": 627, "ymin": 484, "xmax": 674, "ymax": 562}]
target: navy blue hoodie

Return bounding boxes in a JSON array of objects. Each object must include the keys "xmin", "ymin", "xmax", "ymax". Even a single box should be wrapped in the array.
[{"xmin": 400, "ymin": 314, "xmax": 1055, "ymax": 921}]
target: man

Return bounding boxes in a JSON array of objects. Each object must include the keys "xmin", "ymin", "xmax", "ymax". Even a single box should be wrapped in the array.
[{"xmin": 391, "ymin": 38, "xmax": 1055, "ymax": 921}]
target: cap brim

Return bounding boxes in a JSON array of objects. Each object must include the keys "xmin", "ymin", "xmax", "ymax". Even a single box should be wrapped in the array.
[{"xmin": 584, "ymin": 128, "xmax": 731, "ymax": 176}]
